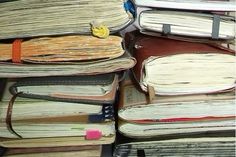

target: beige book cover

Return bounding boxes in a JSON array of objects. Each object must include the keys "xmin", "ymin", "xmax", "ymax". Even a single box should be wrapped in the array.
[{"xmin": 118, "ymin": 80, "xmax": 235, "ymax": 138}]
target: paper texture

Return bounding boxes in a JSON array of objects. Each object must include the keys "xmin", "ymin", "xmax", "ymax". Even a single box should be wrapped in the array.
[
  {"xmin": 114, "ymin": 137, "xmax": 236, "ymax": 157},
  {"xmin": 133, "ymin": 0, "xmax": 236, "ymax": 11},
  {"xmin": 0, "ymin": 52, "xmax": 136, "ymax": 78},
  {"xmin": 0, "ymin": 35, "xmax": 124, "ymax": 62},
  {"xmin": 139, "ymin": 10, "xmax": 235, "ymax": 39},
  {"xmin": 0, "ymin": 0, "xmax": 132, "ymax": 40}
]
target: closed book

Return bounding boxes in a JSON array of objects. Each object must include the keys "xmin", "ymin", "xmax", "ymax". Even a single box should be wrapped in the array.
[
  {"xmin": 0, "ymin": 51, "xmax": 136, "ymax": 78},
  {"xmin": 0, "ymin": 76, "xmax": 116, "ymax": 144},
  {"xmin": 114, "ymin": 137, "xmax": 236, "ymax": 157},
  {"xmin": 118, "ymin": 81, "xmax": 235, "ymax": 138},
  {"xmin": 8, "ymin": 73, "xmax": 119, "ymax": 104},
  {"xmin": 132, "ymin": 0, "xmax": 236, "ymax": 11},
  {"xmin": 138, "ymin": 10, "xmax": 235, "ymax": 40},
  {"xmin": 125, "ymin": 31, "xmax": 235, "ymax": 95},
  {"xmin": 0, "ymin": 0, "xmax": 133, "ymax": 40},
  {"xmin": 2, "ymin": 145, "xmax": 102, "ymax": 157},
  {"xmin": 0, "ymin": 136, "xmax": 115, "ymax": 148},
  {"xmin": 0, "ymin": 35, "xmax": 124, "ymax": 63}
]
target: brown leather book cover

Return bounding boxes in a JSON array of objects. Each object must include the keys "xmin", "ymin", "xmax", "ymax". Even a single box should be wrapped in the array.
[{"xmin": 125, "ymin": 31, "xmax": 235, "ymax": 95}]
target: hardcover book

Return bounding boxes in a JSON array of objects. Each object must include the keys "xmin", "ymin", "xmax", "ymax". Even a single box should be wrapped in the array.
[
  {"xmin": 114, "ymin": 137, "xmax": 236, "ymax": 157},
  {"xmin": 125, "ymin": 31, "xmax": 235, "ymax": 95},
  {"xmin": 132, "ymin": 0, "xmax": 236, "ymax": 11},
  {"xmin": 118, "ymin": 81, "xmax": 235, "ymax": 138},
  {"xmin": 138, "ymin": 10, "xmax": 235, "ymax": 40},
  {"xmin": 0, "ymin": 51, "xmax": 136, "ymax": 78},
  {"xmin": 0, "ymin": 75, "xmax": 117, "ymax": 146},
  {"xmin": 8, "ymin": 73, "xmax": 119, "ymax": 104}
]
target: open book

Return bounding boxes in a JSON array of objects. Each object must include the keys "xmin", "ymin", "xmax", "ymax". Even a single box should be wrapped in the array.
[
  {"xmin": 125, "ymin": 31, "xmax": 235, "ymax": 95},
  {"xmin": 0, "ymin": 0, "xmax": 133, "ymax": 40}
]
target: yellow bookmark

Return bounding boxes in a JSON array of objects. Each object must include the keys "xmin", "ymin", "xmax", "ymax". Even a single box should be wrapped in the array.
[{"xmin": 90, "ymin": 21, "xmax": 110, "ymax": 39}]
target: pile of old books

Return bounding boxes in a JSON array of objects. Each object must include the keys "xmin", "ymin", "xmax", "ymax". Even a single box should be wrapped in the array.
[
  {"xmin": 0, "ymin": 0, "xmax": 235, "ymax": 156},
  {"xmin": 0, "ymin": 0, "xmax": 136, "ymax": 156},
  {"xmin": 114, "ymin": 0, "xmax": 236, "ymax": 156}
]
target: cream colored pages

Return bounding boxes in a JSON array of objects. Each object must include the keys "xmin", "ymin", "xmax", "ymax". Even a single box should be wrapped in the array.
[
  {"xmin": 134, "ymin": 0, "xmax": 236, "ymax": 11},
  {"xmin": 0, "ymin": 122, "xmax": 115, "ymax": 138},
  {"xmin": 0, "ymin": 100, "xmax": 102, "ymax": 121},
  {"xmin": 0, "ymin": 136, "xmax": 115, "ymax": 148},
  {"xmin": 0, "ymin": 52, "xmax": 136, "ymax": 78},
  {"xmin": 0, "ymin": 0, "xmax": 132, "ymax": 39},
  {"xmin": 119, "ymin": 119, "xmax": 235, "ymax": 138},
  {"xmin": 140, "ymin": 11, "xmax": 235, "ymax": 39},
  {"xmin": 119, "ymin": 99, "xmax": 235, "ymax": 121},
  {"xmin": 142, "ymin": 53, "xmax": 235, "ymax": 95}
]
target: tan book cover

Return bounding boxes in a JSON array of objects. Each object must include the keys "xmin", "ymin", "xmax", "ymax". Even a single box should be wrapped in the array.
[
  {"xmin": 3, "ymin": 145, "xmax": 102, "ymax": 157},
  {"xmin": 118, "ymin": 80, "xmax": 235, "ymax": 138}
]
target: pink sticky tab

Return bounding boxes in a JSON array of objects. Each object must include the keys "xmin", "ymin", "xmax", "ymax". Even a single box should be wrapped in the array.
[{"xmin": 85, "ymin": 129, "xmax": 102, "ymax": 140}]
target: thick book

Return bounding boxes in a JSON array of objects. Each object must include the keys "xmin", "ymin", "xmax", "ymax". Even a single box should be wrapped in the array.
[
  {"xmin": 0, "ymin": 136, "xmax": 115, "ymax": 148},
  {"xmin": 8, "ymin": 73, "xmax": 119, "ymax": 104},
  {"xmin": 114, "ymin": 137, "xmax": 236, "ymax": 157},
  {"xmin": 2, "ymin": 145, "xmax": 102, "ymax": 157},
  {"xmin": 138, "ymin": 10, "xmax": 235, "ymax": 40},
  {"xmin": 118, "ymin": 81, "xmax": 235, "ymax": 138},
  {"xmin": 0, "ymin": 51, "xmax": 136, "ymax": 78},
  {"xmin": 0, "ymin": 76, "xmax": 116, "ymax": 144},
  {"xmin": 132, "ymin": 0, "xmax": 236, "ymax": 11},
  {"xmin": 125, "ymin": 31, "xmax": 235, "ymax": 95},
  {"xmin": 0, "ymin": 35, "xmax": 124, "ymax": 63},
  {"xmin": 0, "ymin": 0, "xmax": 133, "ymax": 40}
]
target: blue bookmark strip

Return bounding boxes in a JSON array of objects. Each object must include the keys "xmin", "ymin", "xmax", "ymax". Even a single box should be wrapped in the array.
[{"xmin": 124, "ymin": 0, "xmax": 135, "ymax": 17}]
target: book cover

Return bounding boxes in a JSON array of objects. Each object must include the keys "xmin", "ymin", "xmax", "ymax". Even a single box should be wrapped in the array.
[
  {"xmin": 125, "ymin": 31, "xmax": 235, "ymax": 95},
  {"xmin": 118, "ymin": 80, "xmax": 235, "ymax": 138}
]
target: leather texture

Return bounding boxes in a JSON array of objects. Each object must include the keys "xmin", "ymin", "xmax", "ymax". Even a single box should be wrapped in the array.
[{"xmin": 125, "ymin": 31, "xmax": 235, "ymax": 90}]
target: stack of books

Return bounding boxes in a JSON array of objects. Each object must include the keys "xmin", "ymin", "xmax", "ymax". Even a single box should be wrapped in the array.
[
  {"xmin": 0, "ymin": 0, "xmax": 136, "ymax": 156},
  {"xmin": 114, "ymin": 0, "xmax": 235, "ymax": 156},
  {"xmin": 0, "ymin": 0, "xmax": 235, "ymax": 156}
]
